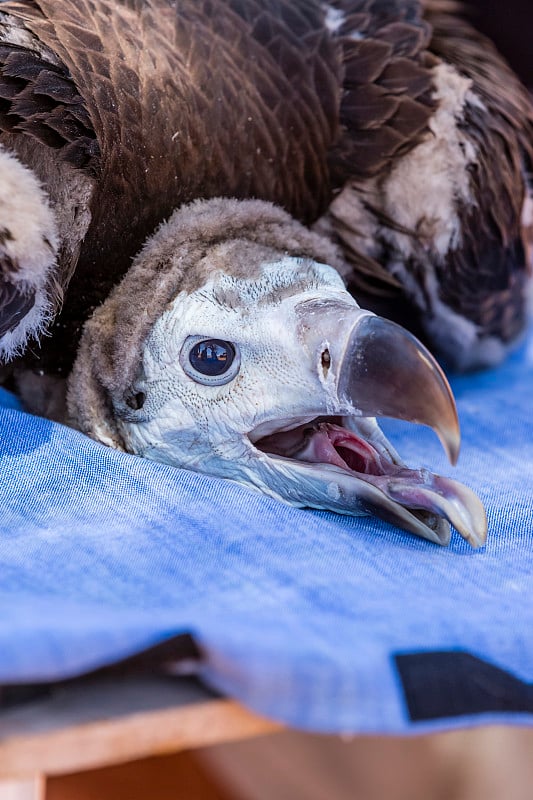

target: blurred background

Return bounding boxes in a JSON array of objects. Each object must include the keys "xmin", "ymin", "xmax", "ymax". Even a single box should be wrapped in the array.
[
  {"xmin": 47, "ymin": 726, "xmax": 533, "ymax": 800},
  {"xmin": 465, "ymin": 0, "xmax": 532, "ymax": 86}
]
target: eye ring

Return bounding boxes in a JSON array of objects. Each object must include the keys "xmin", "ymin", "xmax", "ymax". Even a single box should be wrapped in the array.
[{"xmin": 180, "ymin": 336, "xmax": 241, "ymax": 386}]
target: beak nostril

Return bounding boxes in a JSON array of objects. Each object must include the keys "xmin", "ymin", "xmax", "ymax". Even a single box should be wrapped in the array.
[{"xmin": 321, "ymin": 348, "xmax": 331, "ymax": 378}]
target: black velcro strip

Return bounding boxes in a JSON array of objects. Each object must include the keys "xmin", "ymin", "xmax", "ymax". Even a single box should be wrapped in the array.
[{"xmin": 394, "ymin": 650, "xmax": 533, "ymax": 722}]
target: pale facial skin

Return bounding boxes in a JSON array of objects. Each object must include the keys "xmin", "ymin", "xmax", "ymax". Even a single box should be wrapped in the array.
[{"xmin": 115, "ymin": 258, "xmax": 486, "ymax": 548}]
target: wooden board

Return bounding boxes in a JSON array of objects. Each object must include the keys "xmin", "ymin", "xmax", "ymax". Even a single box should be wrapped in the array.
[
  {"xmin": 0, "ymin": 676, "xmax": 281, "ymax": 781},
  {"xmin": 0, "ymin": 777, "xmax": 45, "ymax": 800}
]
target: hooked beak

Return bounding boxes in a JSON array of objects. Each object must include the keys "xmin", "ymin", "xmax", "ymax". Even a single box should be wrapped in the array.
[
  {"xmin": 251, "ymin": 301, "xmax": 487, "ymax": 548},
  {"xmin": 297, "ymin": 299, "xmax": 460, "ymax": 463}
]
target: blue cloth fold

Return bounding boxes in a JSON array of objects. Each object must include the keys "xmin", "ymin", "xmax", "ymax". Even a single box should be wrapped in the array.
[{"xmin": 0, "ymin": 333, "xmax": 532, "ymax": 734}]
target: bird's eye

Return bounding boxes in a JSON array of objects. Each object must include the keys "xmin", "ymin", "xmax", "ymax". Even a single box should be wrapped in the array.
[
  {"xmin": 190, "ymin": 340, "xmax": 235, "ymax": 375},
  {"xmin": 180, "ymin": 336, "xmax": 241, "ymax": 386}
]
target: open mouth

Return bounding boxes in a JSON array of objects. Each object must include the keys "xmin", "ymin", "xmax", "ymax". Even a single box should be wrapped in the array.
[
  {"xmin": 250, "ymin": 416, "xmax": 487, "ymax": 547},
  {"xmin": 254, "ymin": 416, "xmax": 397, "ymax": 475}
]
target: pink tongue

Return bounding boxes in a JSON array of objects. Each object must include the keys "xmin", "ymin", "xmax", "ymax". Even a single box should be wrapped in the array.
[{"xmin": 297, "ymin": 423, "xmax": 396, "ymax": 477}]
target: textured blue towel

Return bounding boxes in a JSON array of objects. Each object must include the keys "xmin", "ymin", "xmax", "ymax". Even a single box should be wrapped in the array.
[{"xmin": 0, "ymin": 332, "xmax": 532, "ymax": 735}]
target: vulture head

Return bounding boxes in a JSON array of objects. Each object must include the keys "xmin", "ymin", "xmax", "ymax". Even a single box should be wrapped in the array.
[{"xmin": 68, "ymin": 198, "xmax": 486, "ymax": 548}]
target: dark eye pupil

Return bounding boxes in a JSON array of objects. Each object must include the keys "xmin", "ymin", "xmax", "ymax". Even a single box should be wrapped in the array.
[{"xmin": 189, "ymin": 339, "xmax": 235, "ymax": 376}]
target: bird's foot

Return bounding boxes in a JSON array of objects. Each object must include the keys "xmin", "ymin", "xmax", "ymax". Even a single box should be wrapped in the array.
[{"xmin": 0, "ymin": 146, "xmax": 59, "ymax": 361}]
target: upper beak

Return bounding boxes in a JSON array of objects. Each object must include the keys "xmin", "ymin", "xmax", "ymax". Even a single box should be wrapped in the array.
[{"xmin": 296, "ymin": 299, "xmax": 460, "ymax": 465}]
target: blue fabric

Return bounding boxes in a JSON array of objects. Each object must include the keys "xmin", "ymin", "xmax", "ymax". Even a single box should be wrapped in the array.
[{"xmin": 0, "ymin": 332, "xmax": 532, "ymax": 735}]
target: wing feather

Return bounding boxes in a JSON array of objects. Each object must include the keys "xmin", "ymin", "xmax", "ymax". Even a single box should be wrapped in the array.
[
  {"xmin": 326, "ymin": 0, "xmax": 436, "ymax": 183},
  {"xmin": 422, "ymin": 2, "xmax": 533, "ymax": 344}
]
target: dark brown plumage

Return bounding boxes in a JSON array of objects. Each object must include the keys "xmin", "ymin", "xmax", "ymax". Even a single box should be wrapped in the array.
[
  {"xmin": 0, "ymin": 0, "xmax": 530, "ymax": 375},
  {"xmin": 422, "ymin": 2, "xmax": 533, "ymax": 346}
]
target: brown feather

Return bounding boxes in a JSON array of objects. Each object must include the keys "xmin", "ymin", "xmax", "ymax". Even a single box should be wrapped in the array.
[
  {"xmin": 0, "ymin": 0, "xmax": 343, "ymax": 371},
  {"xmin": 328, "ymin": 0, "xmax": 436, "ymax": 184},
  {"xmin": 421, "ymin": 2, "xmax": 533, "ymax": 345},
  {"xmin": 0, "ymin": 0, "xmax": 529, "ymax": 374}
]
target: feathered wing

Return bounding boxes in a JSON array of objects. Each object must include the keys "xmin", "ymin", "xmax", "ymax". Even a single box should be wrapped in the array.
[
  {"xmin": 0, "ymin": 0, "xmax": 530, "ymax": 372},
  {"xmin": 0, "ymin": 0, "xmax": 343, "ymax": 371},
  {"xmin": 326, "ymin": 0, "xmax": 436, "ymax": 182},
  {"xmin": 0, "ymin": 9, "xmax": 97, "ymax": 168},
  {"xmin": 422, "ymin": 3, "xmax": 533, "ymax": 361},
  {"xmin": 320, "ymin": 0, "xmax": 533, "ymax": 368},
  {"xmin": 316, "ymin": 0, "xmax": 437, "ymax": 307}
]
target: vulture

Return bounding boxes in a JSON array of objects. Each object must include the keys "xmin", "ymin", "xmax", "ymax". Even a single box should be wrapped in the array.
[{"xmin": 0, "ymin": 0, "xmax": 531, "ymax": 547}]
